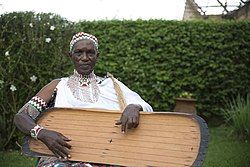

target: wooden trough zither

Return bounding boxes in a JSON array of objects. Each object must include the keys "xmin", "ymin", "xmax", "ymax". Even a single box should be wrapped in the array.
[{"xmin": 22, "ymin": 108, "xmax": 209, "ymax": 167}]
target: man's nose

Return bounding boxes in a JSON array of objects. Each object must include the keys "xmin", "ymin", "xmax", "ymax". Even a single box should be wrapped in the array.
[{"xmin": 80, "ymin": 52, "xmax": 88, "ymax": 61}]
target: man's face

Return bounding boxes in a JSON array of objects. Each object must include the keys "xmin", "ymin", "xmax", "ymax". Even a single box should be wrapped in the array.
[{"xmin": 70, "ymin": 39, "xmax": 98, "ymax": 75}]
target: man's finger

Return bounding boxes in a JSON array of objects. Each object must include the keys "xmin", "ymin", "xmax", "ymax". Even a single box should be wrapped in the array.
[
  {"xmin": 52, "ymin": 147, "xmax": 63, "ymax": 159},
  {"xmin": 121, "ymin": 123, "xmax": 126, "ymax": 133},
  {"xmin": 133, "ymin": 117, "xmax": 139, "ymax": 128},
  {"xmin": 121, "ymin": 117, "xmax": 128, "ymax": 133},
  {"xmin": 60, "ymin": 134, "xmax": 71, "ymax": 141},
  {"xmin": 52, "ymin": 150, "xmax": 60, "ymax": 158},
  {"xmin": 127, "ymin": 117, "xmax": 133, "ymax": 129},
  {"xmin": 58, "ymin": 139, "xmax": 72, "ymax": 149},
  {"xmin": 56, "ymin": 143, "xmax": 69, "ymax": 159},
  {"xmin": 115, "ymin": 120, "xmax": 122, "ymax": 125}
]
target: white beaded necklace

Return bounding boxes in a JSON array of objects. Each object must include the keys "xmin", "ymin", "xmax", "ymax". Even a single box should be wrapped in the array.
[{"xmin": 67, "ymin": 70, "xmax": 100, "ymax": 103}]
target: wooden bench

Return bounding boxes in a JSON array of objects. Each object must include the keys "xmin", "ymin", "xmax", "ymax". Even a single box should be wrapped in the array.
[{"xmin": 22, "ymin": 108, "xmax": 209, "ymax": 167}]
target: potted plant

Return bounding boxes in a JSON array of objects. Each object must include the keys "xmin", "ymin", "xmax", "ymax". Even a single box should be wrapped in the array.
[{"xmin": 173, "ymin": 92, "xmax": 197, "ymax": 114}]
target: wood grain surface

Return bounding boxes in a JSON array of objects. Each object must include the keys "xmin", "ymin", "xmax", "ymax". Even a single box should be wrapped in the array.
[{"xmin": 27, "ymin": 108, "xmax": 203, "ymax": 167}]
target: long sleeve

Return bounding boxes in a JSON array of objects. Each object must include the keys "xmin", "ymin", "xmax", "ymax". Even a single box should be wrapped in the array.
[{"xmin": 115, "ymin": 79, "xmax": 153, "ymax": 112}]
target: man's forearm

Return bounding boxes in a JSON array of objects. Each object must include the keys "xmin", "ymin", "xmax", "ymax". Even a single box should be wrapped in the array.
[
  {"xmin": 14, "ymin": 112, "xmax": 36, "ymax": 135},
  {"xmin": 14, "ymin": 104, "xmax": 38, "ymax": 135}
]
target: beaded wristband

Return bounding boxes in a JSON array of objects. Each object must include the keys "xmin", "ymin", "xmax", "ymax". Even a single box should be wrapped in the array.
[
  {"xmin": 30, "ymin": 124, "xmax": 44, "ymax": 140},
  {"xmin": 28, "ymin": 96, "xmax": 47, "ymax": 113}
]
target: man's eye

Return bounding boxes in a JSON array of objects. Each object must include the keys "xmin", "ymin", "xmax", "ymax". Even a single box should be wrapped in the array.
[
  {"xmin": 87, "ymin": 52, "xmax": 95, "ymax": 56},
  {"xmin": 73, "ymin": 51, "xmax": 81, "ymax": 56}
]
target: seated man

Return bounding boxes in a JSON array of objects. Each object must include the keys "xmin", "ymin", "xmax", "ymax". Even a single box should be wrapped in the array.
[{"xmin": 14, "ymin": 32, "xmax": 153, "ymax": 167}]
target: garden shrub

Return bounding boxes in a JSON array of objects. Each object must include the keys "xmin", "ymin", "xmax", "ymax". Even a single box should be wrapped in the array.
[
  {"xmin": 75, "ymin": 20, "xmax": 250, "ymax": 120},
  {"xmin": 0, "ymin": 12, "xmax": 249, "ymax": 149},
  {"xmin": 0, "ymin": 12, "xmax": 74, "ymax": 149},
  {"xmin": 223, "ymin": 94, "xmax": 250, "ymax": 140}
]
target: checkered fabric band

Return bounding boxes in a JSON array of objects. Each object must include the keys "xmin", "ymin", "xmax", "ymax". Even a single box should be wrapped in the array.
[
  {"xmin": 69, "ymin": 32, "xmax": 98, "ymax": 52},
  {"xmin": 28, "ymin": 96, "xmax": 47, "ymax": 113}
]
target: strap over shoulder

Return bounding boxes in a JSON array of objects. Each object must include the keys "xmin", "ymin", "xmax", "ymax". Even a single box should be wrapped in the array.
[{"xmin": 107, "ymin": 72, "xmax": 127, "ymax": 111}]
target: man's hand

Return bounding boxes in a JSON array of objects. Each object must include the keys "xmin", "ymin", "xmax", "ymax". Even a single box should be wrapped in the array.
[
  {"xmin": 37, "ymin": 129, "xmax": 71, "ymax": 159},
  {"xmin": 115, "ymin": 104, "xmax": 142, "ymax": 133}
]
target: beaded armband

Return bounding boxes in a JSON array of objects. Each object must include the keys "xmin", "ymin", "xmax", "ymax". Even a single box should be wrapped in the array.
[
  {"xmin": 27, "ymin": 96, "xmax": 47, "ymax": 120},
  {"xmin": 28, "ymin": 96, "xmax": 47, "ymax": 112}
]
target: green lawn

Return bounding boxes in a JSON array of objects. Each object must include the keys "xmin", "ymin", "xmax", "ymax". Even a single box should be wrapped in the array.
[
  {"xmin": 203, "ymin": 127, "xmax": 250, "ymax": 167},
  {"xmin": 0, "ymin": 127, "xmax": 249, "ymax": 167},
  {"xmin": 0, "ymin": 150, "xmax": 36, "ymax": 167}
]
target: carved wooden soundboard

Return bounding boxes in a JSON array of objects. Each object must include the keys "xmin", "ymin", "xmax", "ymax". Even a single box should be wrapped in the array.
[{"xmin": 22, "ymin": 108, "xmax": 208, "ymax": 167}]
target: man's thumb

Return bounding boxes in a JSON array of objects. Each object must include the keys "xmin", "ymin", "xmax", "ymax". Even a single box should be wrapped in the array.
[{"xmin": 115, "ymin": 120, "xmax": 122, "ymax": 125}]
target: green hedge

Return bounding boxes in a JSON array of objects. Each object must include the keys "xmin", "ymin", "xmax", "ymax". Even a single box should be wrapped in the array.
[
  {"xmin": 1, "ymin": 12, "xmax": 250, "ymax": 149},
  {"xmin": 76, "ymin": 19, "xmax": 250, "ymax": 116}
]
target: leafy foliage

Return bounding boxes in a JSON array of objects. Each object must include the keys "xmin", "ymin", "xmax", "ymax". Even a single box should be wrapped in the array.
[
  {"xmin": 0, "ymin": 12, "xmax": 74, "ymax": 149},
  {"xmin": 0, "ymin": 12, "xmax": 250, "ymax": 149},
  {"xmin": 223, "ymin": 94, "xmax": 250, "ymax": 140},
  {"xmin": 75, "ymin": 20, "xmax": 250, "ymax": 118}
]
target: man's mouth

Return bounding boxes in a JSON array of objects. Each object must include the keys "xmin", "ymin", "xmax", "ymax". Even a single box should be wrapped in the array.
[{"xmin": 79, "ymin": 64, "xmax": 91, "ymax": 70}]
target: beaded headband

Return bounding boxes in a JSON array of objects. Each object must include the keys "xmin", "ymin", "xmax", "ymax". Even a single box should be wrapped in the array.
[{"xmin": 69, "ymin": 32, "xmax": 98, "ymax": 52}]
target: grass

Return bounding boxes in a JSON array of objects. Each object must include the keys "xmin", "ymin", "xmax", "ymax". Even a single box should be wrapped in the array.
[
  {"xmin": 0, "ymin": 150, "xmax": 36, "ymax": 167},
  {"xmin": 203, "ymin": 126, "xmax": 250, "ymax": 167},
  {"xmin": 0, "ymin": 126, "xmax": 249, "ymax": 167},
  {"xmin": 223, "ymin": 94, "xmax": 250, "ymax": 140}
]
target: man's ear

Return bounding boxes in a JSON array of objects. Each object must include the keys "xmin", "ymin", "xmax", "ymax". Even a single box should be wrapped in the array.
[{"xmin": 68, "ymin": 51, "xmax": 72, "ymax": 58}]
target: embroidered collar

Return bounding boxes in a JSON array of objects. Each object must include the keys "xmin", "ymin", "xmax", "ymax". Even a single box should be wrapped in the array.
[
  {"xmin": 72, "ymin": 70, "xmax": 95, "ymax": 87},
  {"xmin": 67, "ymin": 70, "xmax": 100, "ymax": 102}
]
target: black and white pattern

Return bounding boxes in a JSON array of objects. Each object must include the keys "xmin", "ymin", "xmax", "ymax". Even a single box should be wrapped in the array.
[{"xmin": 70, "ymin": 32, "xmax": 98, "ymax": 52}]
